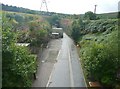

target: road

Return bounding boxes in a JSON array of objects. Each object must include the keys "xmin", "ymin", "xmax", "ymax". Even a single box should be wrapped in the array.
[{"xmin": 32, "ymin": 33, "xmax": 87, "ymax": 87}]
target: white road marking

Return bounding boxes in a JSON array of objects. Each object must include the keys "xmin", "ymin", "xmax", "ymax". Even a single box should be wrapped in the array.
[
  {"xmin": 46, "ymin": 49, "xmax": 61, "ymax": 87},
  {"xmin": 67, "ymin": 40, "xmax": 74, "ymax": 87},
  {"xmin": 41, "ymin": 60, "xmax": 45, "ymax": 63}
]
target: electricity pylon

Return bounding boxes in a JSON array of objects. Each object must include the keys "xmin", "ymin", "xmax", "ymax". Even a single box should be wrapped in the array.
[
  {"xmin": 94, "ymin": 5, "xmax": 97, "ymax": 14},
  {"xmin": 40, "ymin": 0, "xmax": 48, "ymax": 12}
]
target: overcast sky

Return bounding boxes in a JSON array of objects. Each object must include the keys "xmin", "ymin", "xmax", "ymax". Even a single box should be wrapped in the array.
[{"xmin": 1, "ymin": 0, "xmax": 120, "ymax": 14}]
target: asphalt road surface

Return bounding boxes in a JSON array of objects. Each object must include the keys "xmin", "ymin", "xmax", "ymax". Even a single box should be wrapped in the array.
[{"xmin": 32, "ymin": 33, "xmax": 87, "ymax": 87}]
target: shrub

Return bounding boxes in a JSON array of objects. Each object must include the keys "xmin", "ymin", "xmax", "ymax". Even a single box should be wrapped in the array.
[
  {"xmin": 2, "ymin": 16, "xmax": 37, "ymax": 87},
  {"xmin": 80, "ymin": 30, "xmax": 119, "ymax": 87}
]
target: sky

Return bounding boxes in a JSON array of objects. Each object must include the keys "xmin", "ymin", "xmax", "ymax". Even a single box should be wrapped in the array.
[{"xmin": 1, "ymin": 0, "xmax": 120, "ymax": 14}]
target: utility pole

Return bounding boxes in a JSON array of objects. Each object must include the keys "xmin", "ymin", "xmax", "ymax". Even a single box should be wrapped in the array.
[
  {"xmin": 40, "ymin": 0, "xmax": 48, "ymax": 12},
  {"xmin": 94, "ymin": 5, "xmax": 97, "ymax": 14}
]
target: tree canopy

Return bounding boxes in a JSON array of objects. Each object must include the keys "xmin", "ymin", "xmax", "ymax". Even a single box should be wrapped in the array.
[
  {"xmin": 2, "ymin": 15, "xmax": 37, "ymax": 87},
  {"xmin": 84, "ymin": 11, "xmax": 96, "ymax": 20}
]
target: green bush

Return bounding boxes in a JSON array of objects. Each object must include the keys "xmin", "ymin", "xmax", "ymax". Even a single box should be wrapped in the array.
[
  {"xmin": 2, "ymin": 16, "xmax": 37, "ymax": 87},
  {"xmin": 80, "ymin": 30, "xmax": 119, "ymax": 87},
  {"xmin": 71, "ymin": 19, "xmax": 84, "ymax": 42},
  {"xmin": 84, "ymin": 19, "xmax": 118, "ymax": 34}
]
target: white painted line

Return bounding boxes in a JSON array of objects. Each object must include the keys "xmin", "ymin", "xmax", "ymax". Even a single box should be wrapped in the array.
[
  {"xmin": 68, "ymin": 45, "xmax": 74, "ymax": 87},
  {"xmin": 46, "ymin": 49, "xmax": 61, "ymax": 87},
  {"xmin": 46, "ymin": 68, "xmax": 53, "ymax": 87},
  {"xmin": 41, "ymin": 60, "xmax": 45, "ymax": 63},
  {"xmin": 56, "ymin": 49, "xmax": 61, "ymax": 61}
]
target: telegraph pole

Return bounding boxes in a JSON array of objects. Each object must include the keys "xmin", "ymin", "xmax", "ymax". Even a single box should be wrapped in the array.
[
  {"xmin": 94, "ymin": 5, "xmax": 97, "ymax": 14},
  {"xmin": 40, "ymin": 0, "xmax": 48, "ymax": 12}
]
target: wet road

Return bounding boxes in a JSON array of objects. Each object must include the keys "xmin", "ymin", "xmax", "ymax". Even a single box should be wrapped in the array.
[
  {"xmin": 32, "ymin": 33, "xmax": 87, "ymax": 87},
  {"xmin": 32, "ymin": 38, "xmax": 62, "ymax": 87},
  {"xmin": 46, "ymin": 33, "xmax": 87, "ymax": 87}
]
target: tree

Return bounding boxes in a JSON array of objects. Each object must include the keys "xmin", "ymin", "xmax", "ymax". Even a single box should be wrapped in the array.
[
  {"xmin": 2, "ymin": 16, "xmax": 37, "ymax": 87},
  {"xmin": 84, "ymin": 11, "xmax": 96, "ymax": 20},
  {"xmin": 48, "ymin": 14, "xmax": 61, "ymax": 27},
  {"xmin": 28, "ymin": 20, "xmax": 49, "ymax": 46},
  {"xmin": 71, "ymin": 21, "xmax": 81, "ymax": 42},
  {"xmin": 30, "ymin": 29, "xmax": 48, "ymax": 46},
  {"xmin": 71, "ymin": 17, "xmax": 86, "ymax": 42},
  {"xmin": 78, "ymin": 18, "xmax": 84, "ymax": 30},
  {"xmin": 118, "ymin": 11, "xmax": 120, "ymax": 18}
]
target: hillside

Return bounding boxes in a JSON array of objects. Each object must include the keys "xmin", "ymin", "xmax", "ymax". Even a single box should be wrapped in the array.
[
  {"xmin": 1, "ymin": 3, "xmax": 71, "ymax": 18},
  {"xmin": 79, "ymin": 12, "xmax": 118, "ymax": 19},
  {"xmin": 2, "ymin": 2, "xmax": 120, "ymax": 88},
  {"xmin": 2, "ymin": 3, "xmax": 119, "ymax": 20},
  {"xmin": 97, "ymin": 12, "xmax": 118, "ymax": 19}
]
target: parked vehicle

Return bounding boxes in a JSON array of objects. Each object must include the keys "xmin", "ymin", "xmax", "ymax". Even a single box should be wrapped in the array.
[{"xmin": 50, "ymin": 28, "xmax": 63, "ymax": 38}]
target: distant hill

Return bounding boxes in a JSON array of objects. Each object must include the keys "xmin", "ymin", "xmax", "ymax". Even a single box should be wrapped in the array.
[
  {"xmin": 2, "ymin": 3, "xmax": 119, "ymax": 19},
  {"xmin": 77, "ymin": 12, "xmax": 119, "ymax": 20},
  {"xmin": 1, "ymin": 3, "xmax": 71, "ymax": 17},
  {"xmin": 79, "ymin": 12, "xmax": 118, "ymax": 19},
  {"xmin": 97, "ymin": 12, "xmax": 118, "ymax": 19},
  {"xmin": 2, "ymin": 4, "xmax": 38, "ymax": 14}
]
